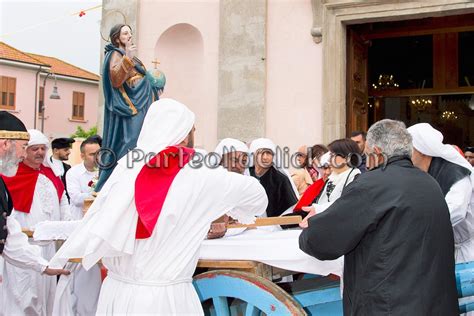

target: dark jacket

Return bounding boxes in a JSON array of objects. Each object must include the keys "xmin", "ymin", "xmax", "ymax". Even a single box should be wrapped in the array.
[
  {"xmin": 62, "ymin": 161, "xmax": 71, "ymax": 202},
  {"xmin": 0, "ymin": 178, "xmax": 13, "ymax": 254},
  {"xmin": 299, "ymin": 156, "xmax": 459, "ymax": 315},
  {"xmin": 249, "ymin": 166, "xmax": 297, "ymax": 217}
]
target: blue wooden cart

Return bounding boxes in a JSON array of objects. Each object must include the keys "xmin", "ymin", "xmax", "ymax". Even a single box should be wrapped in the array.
[{"xmin": 193, "ymin": 260, "xmax": 474, "ymax": 315}]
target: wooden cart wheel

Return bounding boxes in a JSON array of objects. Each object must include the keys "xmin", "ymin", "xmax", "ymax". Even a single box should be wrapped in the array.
[{"xmin": 193, "ymin": 270, "xmax": 307, "ymax": 315}]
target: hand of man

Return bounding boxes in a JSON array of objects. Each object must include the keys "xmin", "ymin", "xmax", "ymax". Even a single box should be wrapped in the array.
[
  {"xmin": 43, "ymin": 267, "xmax": 70, "ymax": 276},
  {"xmin": 125, "ymin": 38, "xmax": 137, "ymax": 59},
  {"xmin": 299, "ymin": 206, "xmax": 316, "ymax": 229},
  {"xmin": 207, "ymin": 215, "xmax": 229, "ymax": 239}
]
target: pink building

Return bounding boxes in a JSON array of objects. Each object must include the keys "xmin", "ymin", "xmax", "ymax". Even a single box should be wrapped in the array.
[{"xmin": 0, "ymin": 41, "xmax": 99, "ymax": 139}]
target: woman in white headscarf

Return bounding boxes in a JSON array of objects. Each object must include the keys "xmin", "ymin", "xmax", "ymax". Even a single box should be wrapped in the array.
[{"xmin": 408, "ymin": 123, "xmax": 474, "ymax": 264}]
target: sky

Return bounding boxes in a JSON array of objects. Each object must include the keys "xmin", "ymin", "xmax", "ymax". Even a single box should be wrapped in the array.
[{"xmin": 0, "ymin": 0, "xmax": 102, "ymax": 74}]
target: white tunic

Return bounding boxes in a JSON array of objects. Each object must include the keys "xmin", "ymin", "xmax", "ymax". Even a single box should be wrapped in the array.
[
  {"xmin": 1, "ymin": 216, "xmax": 49, "ymax": 316},
  {"xmin": 3, "ymin": 174, "xmax": 70, "ymax": 316},
  {"xmin": 52, "ymin": 162, "xmax": 101, "ymax": 316},
  {"xmin": 445, "ymin": 175, "xmax": 474, "ymax": 263},
  {"xmin": 49, "ymin": 163, "xmax": 267, "ymax": 315}
]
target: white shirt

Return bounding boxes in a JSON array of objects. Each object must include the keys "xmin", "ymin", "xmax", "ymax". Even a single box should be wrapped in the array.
[
  {"xmin": 50, "ymin": 157, "xmax": 65, "ymax": 176},
  {"xmin": 315, "ymin": 167, "xmax": 360, "ymax": 213},
  {"xmin": 66, "ymin": 162, "xmax": 97, "ymax": 221}
]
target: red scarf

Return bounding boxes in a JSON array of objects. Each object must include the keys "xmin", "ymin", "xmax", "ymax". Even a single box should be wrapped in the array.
[
  {"xmin": 134, "ymin": 146, "xmax": 195, "ymax": 239},
  {"xmin": 293, "ymin": 178, "xmax": 326, "ymax": 211},
  {"xmin": 1, "ymin": 162, "xmax": 64, "ymax": 213}
]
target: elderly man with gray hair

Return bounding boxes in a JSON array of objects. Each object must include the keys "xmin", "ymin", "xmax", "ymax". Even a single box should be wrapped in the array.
[{"xmin": 299, "ymin": 119, "xmax": 459, "ymax": 315}]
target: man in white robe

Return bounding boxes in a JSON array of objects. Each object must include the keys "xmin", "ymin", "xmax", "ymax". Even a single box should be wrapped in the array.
[
  {"xmin": 53, "ymin": 136, "xmax": 102, "ymax": 315},
  {"xmin": 0, "ymin": 112, "xmax": 69, "ymax": 315},
  {"xmin": 2, "ymin": 129, "xmax": 71, "ymax": 316},
  {"xmin": 408, "ymin": 123, "xmax": 474, "ymax": 264},
  {"xmin": 208, "ymin": 138, "xmax": 251, "ymax": 238},
  {"xmin": 49, "ymin": 98, "xmax": 268, "ymax": 315},
  {"xmin": 213, "ymin": 138, "xmax": 249, "ymax": 175}
]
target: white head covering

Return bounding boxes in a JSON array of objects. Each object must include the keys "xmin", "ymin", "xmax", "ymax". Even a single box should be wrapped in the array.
[
  {"xmin": 407, "ymin": 123, "xmax": 472, "ymax": 171},
  {"xmin": 213, "ymin": 138, "xmax": 249, "ymax": 167},
  {"xmin": 319, "ymin": 152, "xmax": 331, "ymax": 167},
  {"xmin": 49, "ymin": 98, "xmax": 196, "ymax": 269},
  {"xmin": 249, "ymin": 138, "xmax": 277, "ymax": 154},
  {"xmin": 26, "ymin": 129, "xmax": 64, "ymax": 176},
  {"xmin": 215, "ymin": 138, "xmax": 249, "ymax": 156},
  {"xmin": 118, "ymin": 98, "xmax": 195, "ymax": 169},
  {"xmin": 27, "ymin": 129, "xmax": 49, "ymax": 147},
  {"xmin": 249, "ymin": 138, "xmax": 299, "ymax": 197}
]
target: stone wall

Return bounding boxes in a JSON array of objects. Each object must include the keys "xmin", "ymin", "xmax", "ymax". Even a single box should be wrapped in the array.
[{"xmin": 217, "ymin": 0, "xmax": 267, "ymax": 142}]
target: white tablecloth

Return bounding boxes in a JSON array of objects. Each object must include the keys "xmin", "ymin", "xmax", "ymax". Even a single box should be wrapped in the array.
[
  {"xmin": 33, "ymin": 221, "xmax": 343, "ymax": 277},
  {"xmin": 200, "ymin": 229, "xmax": 343, "ymax": 276}
]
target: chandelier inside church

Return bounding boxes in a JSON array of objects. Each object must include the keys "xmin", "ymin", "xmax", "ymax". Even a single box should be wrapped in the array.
[
  {"xmin": 441, "ymin": 110, "xmax": 458, "ymax": 121},
  {"xmin": 409, "ymin": 96, "xmax": 432, "ymax": 112},
  {"xmin": 371, "ymin": 74, "xmax": 400, "ymax": 90}
]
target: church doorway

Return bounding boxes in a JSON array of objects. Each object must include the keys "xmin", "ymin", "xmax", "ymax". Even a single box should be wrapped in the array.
[{"xmin": 346, "ymin": 14, "xmax": 474, "ymax": 147}]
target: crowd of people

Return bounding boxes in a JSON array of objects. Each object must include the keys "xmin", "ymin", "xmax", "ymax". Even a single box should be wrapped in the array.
[
  {"xmin": 0, "ymin": 113, "xmax": 103, "ymax": 315},
  {"xmin": 0, "ymin": 22, "xmax": 472, "ymax": 316}
]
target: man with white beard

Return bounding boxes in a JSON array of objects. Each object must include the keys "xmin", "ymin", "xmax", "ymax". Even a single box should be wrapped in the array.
[
  {"xmin": 48, "ymin": 98, "xmax": 267, "ymax": 314},
  {"xmin": 0, "ymin": 112, "xmax": 69, "ymax": 315},
  {"xmin": 2, "ymin": 128, "xmax": 71, "ymax": 315}
]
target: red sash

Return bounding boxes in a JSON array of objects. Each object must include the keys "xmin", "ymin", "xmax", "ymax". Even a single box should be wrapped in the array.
[
  {"xmin": 293, "ymin": 178, "xmax": 326, "ymax": 211},
  {"xmin": 134, "ymin": 146, "xmax": 195, "ymax": 239},
  {"xmin": 2, "ymin": 162, "xmax": 64, "ymax": 213}
]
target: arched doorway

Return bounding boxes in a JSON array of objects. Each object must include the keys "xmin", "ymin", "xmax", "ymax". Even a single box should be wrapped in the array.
[{"xmin": 154, "ymin": 23, "xmax": 206, "ymax": 146}]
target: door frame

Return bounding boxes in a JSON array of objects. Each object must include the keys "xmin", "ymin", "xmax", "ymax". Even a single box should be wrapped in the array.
[{"xmin": 315, "ymin": 0, "xmax": 474, "ymax": 143}]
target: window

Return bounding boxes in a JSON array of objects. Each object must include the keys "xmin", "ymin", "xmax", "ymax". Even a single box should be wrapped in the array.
[
  {"xmin": 38, "ymin": 86, "xmax": 44, "ymax": 116},
  {"xmin": 72, "ymin": 91, "xmax": 85, "ymax": 120},
  {"xmin": 459, "ymin": 31, "xmax": 474, "ymax": 87},
  {"xmin": 0, "ymin": 76, "xmax": 16, "ymax": 110}
]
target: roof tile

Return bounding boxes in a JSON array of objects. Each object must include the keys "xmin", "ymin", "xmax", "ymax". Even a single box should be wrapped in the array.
[
  {"xmin": 28, "ymin": 53, "xmax": 99, "ymax": 82},
  {"xmin": 0, "ymin": 41, "xmax": 99, "ymax": 81},
  {"xmin": 0, "ymin": 41, "xmax": 46, "ymax": 66}
]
